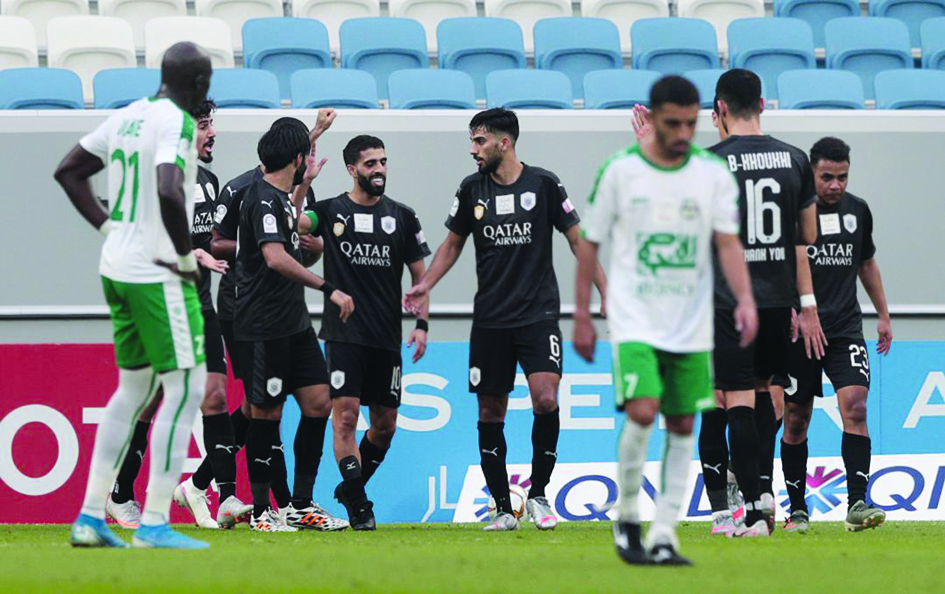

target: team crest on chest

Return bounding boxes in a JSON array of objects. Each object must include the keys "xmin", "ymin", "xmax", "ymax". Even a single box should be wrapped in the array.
[
  {"xmin": 474, "ymin": 205, "xmax": 485, "ymax": 220},
  {"xmin": 843, "ymin": 214, "xmax": 857, "ymax": 233},
  {"xmin": 381, "ymin": 216, "xmax": 396, "ymax": 234},
  {"xmin": 333, "ymin": 222, "xmax": 345, "ymax": 236},
  {"xmin": 520, "ymin": 192, "xmax": 536, "ymax": 211}
]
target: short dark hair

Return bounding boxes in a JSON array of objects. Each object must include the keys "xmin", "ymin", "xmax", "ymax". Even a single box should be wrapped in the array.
[
  {"xmin": 810, "ymin": 137, "xmax": 851, "ymax": 167},
  {"xmin": 716, "ymin": 69, "xmax": 762, "ymax": 118},
  {"xmin": 192, "ymin": 98, "xmax": 216, "ymax": 121},
  {"xmin": 270, "ymin": 116, "xmax": 309, "ymax": 135},
  {"xmin": 343, "ymin": 135, "xmax": 385, "ymax": 166},
  {"xmin": 257, "ymin": 124, "xmax": 310, "ymax": 173},
  {"xmin": 650, "ymin": 75, "xmax": 700, "ymax": 110},
  {"xmin": 469, "ymin": 108, "xmax": 519, "ymax": 143}
]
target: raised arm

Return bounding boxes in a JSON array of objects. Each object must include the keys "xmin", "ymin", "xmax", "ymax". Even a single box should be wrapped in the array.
[{"xmin": 859, "ymin": 257, "xmax": 892, "ymax": 355}]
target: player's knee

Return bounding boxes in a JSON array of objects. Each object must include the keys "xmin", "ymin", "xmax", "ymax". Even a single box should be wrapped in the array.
[
  {"xmin": 844, "ymin": 398, "xmax": 868, "ymax": 427},
  {"xmin": 625, "ymin": 400, "xmax": 659, "ymax": 427},
  {"xmin": 784, "ymin": 409, "xmax": 810, "ymax": 439},
  {"xmin": 532, "ymin": 391, "xmax": 557, "ymax": 415},
  {"xmin": 665, "ymin": 416, "xmax": 694, "ymax": 435},
  {"xmin": 333, "ymin": 406, "xmax": 359, "ymax": 435},
  {"xmin": 371, "ymin": 419, "xmax": 396, "ymax": 447},
  {"xmin": 200, "ymin": 382, "xmax": 227, "ymax": 415}
]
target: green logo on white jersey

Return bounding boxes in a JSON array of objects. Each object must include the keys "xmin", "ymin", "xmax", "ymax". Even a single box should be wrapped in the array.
[{"xmin": 637, "ymin": 233, "xmax": 698, "ymax": 275}]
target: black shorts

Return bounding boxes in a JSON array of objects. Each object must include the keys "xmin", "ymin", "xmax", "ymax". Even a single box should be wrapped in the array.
[
  {"xmin": 785, "ymin": 336, "xmax": 871, "ymax": 404},
  {"xmin": 236, "ymin": 326, "xmax": 329, "ymax": 408},
  {"xmin": 219, "ymin": 317, "xmax": 240, "ymax": 379},
  {"xmin": 469, "ymin": 320, "xmax": 563, "ymax": 394},
  {"xmin": 325, "ymin": 341, "xmax": 402, "ymax": 409},
  {"xmin": 714, "ymin": 307, "xmax": 791, "ymax": 391},
  {"xmin": 202, "ymin": 308, "xmax": 227, "ymax": 375}
]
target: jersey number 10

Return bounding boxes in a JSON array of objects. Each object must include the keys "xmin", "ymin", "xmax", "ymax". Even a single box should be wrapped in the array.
[
  {"xmin": 745, "ymin": 178, "xmax": 782, "ymax": 246},
  {"xmin": 110, "ymin": 149, "xmax": 140, "ymax": 223}
]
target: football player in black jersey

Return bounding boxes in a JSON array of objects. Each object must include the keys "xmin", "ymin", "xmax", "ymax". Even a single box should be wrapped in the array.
[
  {"xmin": 298, "ymin": 135, "xmax": 431, "ymax": 531},
  {"xmin": 781, "ymin": 137, "xmax": 892, "ymax": 534},
  {"xmin": 235, "ymin": 123, "xmax": 353, "ymax": 532},
  {"xmin": 405, "ymin": 108, "xmax": 607, "ymax": 531}
]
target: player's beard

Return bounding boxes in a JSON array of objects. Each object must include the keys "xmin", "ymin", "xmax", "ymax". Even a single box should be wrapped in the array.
[
  {"xmin": 476, "ymin": 151, "xmax": 502, "ymax": 176},
  {"xmin": 357, "ymin": 172, "xmax": 386, "ymax": 197}
]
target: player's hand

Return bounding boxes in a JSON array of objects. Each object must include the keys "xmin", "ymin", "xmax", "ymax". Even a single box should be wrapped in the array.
[
  {"xmin": 330, "ymin": 289, "xmax": 355, "ymax": 322},
  {"xmin": 632, "ymin": 104, "xmax": 654, "ymax": 143},
  {"xmin": 599, "ymin": 292, "xmax": 607, "ymax": 319},
  {"xmin": 302, "ymin": 145, "xmax": 328, "ymax": 185},
  {"xmin": 734, "ymin": 299, "xmax": 758, "ymax": 348},
  {"xmin": 194, "ymin": 248, "xmax": 228, "ymax": 274},
  {"xmin": 799, "ymin": 306, "xmax": 827, "ymax": 360},
  {"xmin": 312, "ymin": 108, "xmax": 337, "ymax": 140},
  {"xmin": 408, "ymin": 328, "xmax": 428, "ymax": 363},
  {"xmin": 154, "ymin": 259, "xmax": 201, "ymax": 285},
  {"xmin": 790, "ymin": 307, "xmax": 800, "ymax": 342},
  {"xmin": 299, "ymin": 234, "xmax": 323, "ymax": 253},
  {"xmin": 403, "ymin": 281, "xmax": 430, "ymax": 316},
  {"xmin": 573, "ymin": 312, "xmax": 597, "ymax": 363},
  {"xmin": 876, "ymin": 317, "xmax": 893, "ymax": 355}
]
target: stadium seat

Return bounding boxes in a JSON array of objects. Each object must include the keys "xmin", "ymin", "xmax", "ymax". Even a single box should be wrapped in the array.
[
  {"xmin": 0, "ymin": 68, "xmax": 84, "ymax": 109},
  {"xmin": 728, "ymin": 17, "xmax": 815, "ymax": 101},
  {"xmin": 485, "ymin": 69, "xmax": 573, "ymax": 109},
  {"xmin": 208, "ymin": 68, "xmax": 281, "ymax": 108},
  {"xmin": 825, "ymin": 17, "xmax": 912, "ymax": 100},
  {"xmin": 1, "ymin": 0, "xmax": 89, "ymax": 48},
  {"xmin": 195, "ymin": 0, "xmax": 282, "ymax": 52},
  {"xmin": 0, "ymin": 16, "xmax": 38, "ymax": 69},
  {"xmin": 583, "ymin": 69, "xmax": 660, "ymax": 108},
  {"xmin": 580, "ymin": 0, "xmax": 670, "ymax": 53},
  {"xmin": 46, "ymin": 16, "xmax": 136, "ymax": 102},
  {"xmin": 874, "ymin": 69, "xmax": 945, "ymax": 108},
  {"xmin": 631, "ymin": 18, "xmax": 720, "ymax": 74},
  {"xmin": 243, "ymin": 18, "xmax": 331, "ymax": 100},
  {"xmin": 773, "ymin": 0, "xmax": 860, "ymax": 51},
  {"xmin": 388, "ymin": 69, "xmax": 476, "ymax": 109},
  {"xmin": 145, "ymin": 16, "xmax": 235, "ymax": 69},
  {"xmin": 340, "ymin": 17, "xmax": 428, "ymax": 100},
  {"xmin": 484, "ymin": 0, "xmax": 572, "ymax": 52},
  {"xmin": 437, "ymin": 17, "xmax": 526, "ymax": 100},
  {"xmin": 683, "ymin": 69, "xmax": 728, "ymax": 108},
  {"xmin": 389, "ymin": 0, "xmax": 476, "ymax": 52},
  {"xmin": 869, "ymin": 0, "xmax": 945, "ymax": 50},
  {"xmin": 777, "ymin": 69, "xmax": 865, "ymax": 108},
  {"xmin": 676, "ymin": 0, "xmax": 764, "ymax": 54},
  {"xmin": 290, "ymin": 68, "xmax": 379, "ymax": 108},
  {"xmin": 292, "ymin": 0, "xmax": 379, "ymax": 51},
  {"xmin": 98, "ymin": 0, "xmax": 187, "ymax": 50},
  {"xmin": 922, "ymin": 17, "xmax": 945, "ymax": 69},
  {"xmin": 534, "ymin": 17, "xmax": 622, "ymax": 100},
  {"xmin": 93, "ymin": 67, "xmax": 160, "ymax": 108}
]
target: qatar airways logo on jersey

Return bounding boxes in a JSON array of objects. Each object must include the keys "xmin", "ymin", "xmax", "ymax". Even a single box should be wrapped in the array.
[
  {"xmin": 807, "ymin": 243, "xmax": 853, "ymax": 266},
  {"xmin": 192, "ymin": 211, "xmax": 213, "ymax": 235},
  {"xmin": 483, "ymin": 222, "xmax": 532, "ymax": 246},
  {"xmin": 340, "ymin": 241, "xmax": 391, "ymax": 267}
]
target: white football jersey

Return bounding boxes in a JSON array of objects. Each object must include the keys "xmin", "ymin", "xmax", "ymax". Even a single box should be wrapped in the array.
[{"xmin": 80, "ymin": 97, "xmax": 198, "ymax": 283}]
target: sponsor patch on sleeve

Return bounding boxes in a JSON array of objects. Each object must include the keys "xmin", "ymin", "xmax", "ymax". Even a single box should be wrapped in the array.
[{"xmin": 263, "ymin": 213, "xmax": 277, "ymax": 234}]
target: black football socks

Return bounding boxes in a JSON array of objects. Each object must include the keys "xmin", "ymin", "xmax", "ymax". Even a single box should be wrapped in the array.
[
  {"xmin": 339, "ymin": 455, "xmax": 367, "ymax": 506},
  {"xmin": 781, "ymin": 438, "xmax": 809, "ymax": 513},
  {"xmin": 246, "ymin": 418, "xmax": 280, "ymax": 518},
  {"xmin": 191, "ymin": 407, "xmax": 249, "ymax": 493},
  {"xmin": 728, "ymin": 406, "xmax": 764, "ymax": 526},
  {"xmin": 755, "ymin": 392, "xmax": 777, "ymax": 496},
  {"xmin": 359, "ymin": 434, "xmax": 389, "ymax": 486},
  {"xmin": 198, "ymin": 412, "xmax": 237, "ymax": 502},
  {"xmin": 478, "ymin": 421, "xmax": 511, "ymax": 514},
  {"xmin": 528, "ymin": 408, "xmax": 560, "ymax": 499},
  {"xmin": 111, "ymin": 419, "xmax": 150, "ymax": 504},
  {"xmin": 699, "ymin": 408, "xmax": 729, "ymax": 513},
  {"xmin": 291, "ymin": 415, "xmax": 328, "ymax": 508},
  {"xmin": 842, "ymin": 432, "xmax": 872, "ymax": 508}
]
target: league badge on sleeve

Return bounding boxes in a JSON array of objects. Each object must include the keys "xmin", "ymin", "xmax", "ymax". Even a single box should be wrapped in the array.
[
  {"xmin": 843, "ymin": 214, "xmax": 857, "ymax": 233},
  {"xmin": 381, "ymin": 216, "xmax": 396, "ymax": 234},
  {"xmin": 263, "ymin": 213, "xmax": 277, "ymax": 234}
]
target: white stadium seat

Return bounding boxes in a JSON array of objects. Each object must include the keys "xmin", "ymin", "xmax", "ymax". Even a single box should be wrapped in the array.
[
  {"xmin": 0, "ymin": 16, "xmax": 38, "ymax": 69},
  {"xmin": 195, "ymin": 0, "xmax": 283, "ymax": 52},
  {"xmin": 47, "ymin": 16, "xmax": 136, "ymax": 101},
  {"xmin": 581, "ymin": 0, "xmax": 670, "ymax": 53},
  {"xmin": 145, "ymin": 16, "xmax": 235, "ymax": 68},
  {"xmin": 389, "ymin": 0, "xmax": 477, "ymax": 52},
  {"xmin": 98, "ymin": 0, "xmax": 187, "ymax": 51},
  {"xmin": 484, "ymin": 0, "xmax": 572, "ymax": 52},
  {"xmin": 292, "ymin": 0, "xmax": 380, "ymax": 51},
  {"xmin": 1, "ymin": 0, "xmax": 89, "ymax": 48},
  {"xmin": 676, "ymin": 0, "xmax": 765, "ymax": 54}
]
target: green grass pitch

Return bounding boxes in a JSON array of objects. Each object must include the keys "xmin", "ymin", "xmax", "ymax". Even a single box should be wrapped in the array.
[{"xmin": 2, "ymin": 522, "xmax": 942, "ymax": 593}]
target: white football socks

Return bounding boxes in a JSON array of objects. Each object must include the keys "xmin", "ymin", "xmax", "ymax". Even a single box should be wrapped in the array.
[
  {"xmin": 617, "ymin": 418, "xmax": 653, "ymax": 524},
  {"xmin": 647, "ymin": 431, "xmax": 695, "ymax": 550}
]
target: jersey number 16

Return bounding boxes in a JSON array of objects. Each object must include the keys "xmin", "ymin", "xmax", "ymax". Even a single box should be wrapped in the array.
[{"xmin": 745, "ymin": 178, "xmax": 782, "ymax": 246}]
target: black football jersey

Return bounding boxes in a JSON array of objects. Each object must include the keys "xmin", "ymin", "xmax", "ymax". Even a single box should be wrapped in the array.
[
  {"xmin": 192, "ymin": 165, "xmax": 219, "ymax": 311},
  {"xmin": 808, "ymin": 192, "xmax": 876, "ymax": 339},
  {"xmin": 233, "ymin": 179, "xmax": 309, "ymax": 341},
  {"xmin": 312, "ymin": 193, "xmax": 430, "ymax": 351},
  {"xmin": 710, "ymin": 135, "xmax": 817, "ymax": 309},
  {"xmin": 445, "ymin": 164, "xmax": 580, "ymax": 328}
]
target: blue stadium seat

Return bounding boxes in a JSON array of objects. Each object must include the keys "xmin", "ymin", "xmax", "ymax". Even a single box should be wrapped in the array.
[
  {"xmin": 869, "ymin": 0, "xmax": 945, "ymax": 49},
  {"xmin": 630, "ymin": 18, "xmax": 720, "ymax": 74},
  {"xmin": 583, "ymin": 69, "xmax": 661, "ymax": 109},
  {"xmin": 243, "ymin": 18, "xmax": 332, "ymax": 101},
  {"xmin": 533, "ymin": 17, "xmax": 622, "ymax": 100},
  {"xmin": 874, "ymin": 69, "xmax": 945, "ymax": 108},
  {"xmin": 485, "ymin": 69, "xmax": 573, "ymax": 109},
  {"xmin": 683, "ymin": 69, "xmax": 728, "ymax": 108},
  {"xmin": 728, "ymin": 18, "xmax": 815, "ymax": 100},
  {"xmin": 0, "ymin": 68, "xmax": 84, "ymax": 109},
  {"xmin": 291, "ymin": 69, "xmax": 379, "ymax": 109},
  {"xmin": 773, "ymin": 0, "xmax": 859, "ymax": 50},
  {"xmin": 93, "ymin": 68, "xmax": 160, "ymax": 109},
  {"xmin": 826, "ymin": 17, "xmax": 913, "ymax": 100},
  {"xmin": 208, "ymin": 68, "xmax": 282, "ymax": 108},
  {"xmin": 340, "ymin": 17, "xmax": 428, "ymax": 100},
  {"xmin": 777, "ymin": 69, "xmax": 865, "ymax": 108},
  {"xmin": 388, "ymin": 69, "xmax": 476, "ymax": 109},
  {"xmin": 922, "ymin": 17, "xmax": 945, "ymax": 69},
  {"xmin": 438, "ymin": 17, "xmax": 526, "ymax": 100}
]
